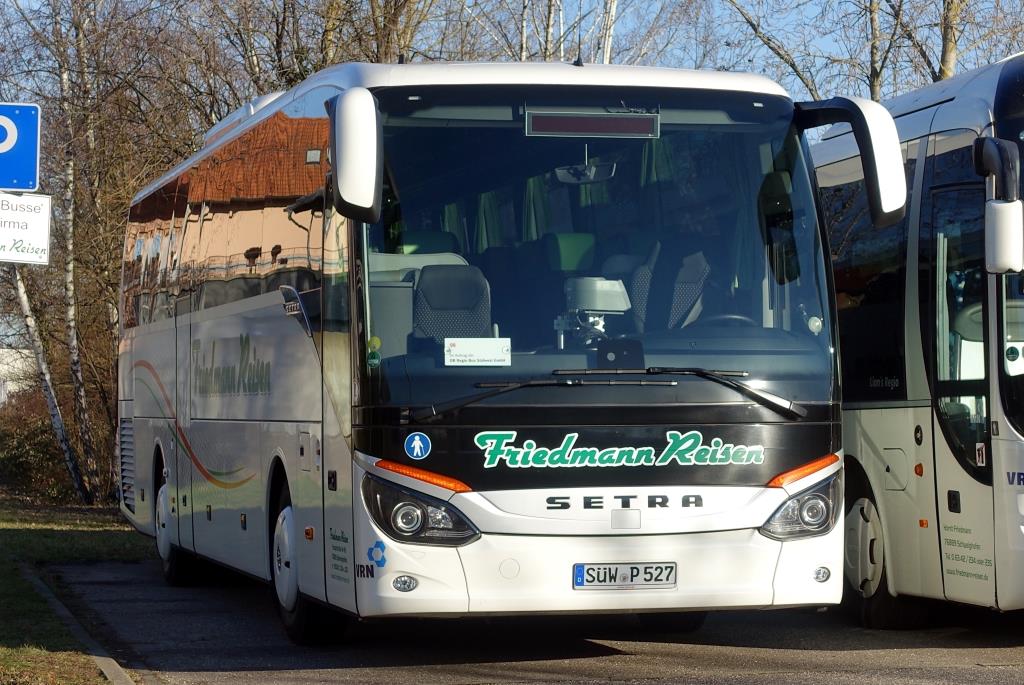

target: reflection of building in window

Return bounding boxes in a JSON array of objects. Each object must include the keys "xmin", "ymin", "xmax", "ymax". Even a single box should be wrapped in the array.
[
  {"xmin": 190, "ymin": 112, "xmax": 327, "ymax": 204},
  {"xmin": 124, "ymin": 106, "xmax": 331, "ymax": 324},
  {"xmin": 188, "ymin": 111, "xmax": 328, "ymax": 304}
]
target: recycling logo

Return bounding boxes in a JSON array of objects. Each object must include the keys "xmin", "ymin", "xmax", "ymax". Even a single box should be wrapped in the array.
[{"xmin": 367, "ymin": 540, "xmax": 387, "ymax": 568}]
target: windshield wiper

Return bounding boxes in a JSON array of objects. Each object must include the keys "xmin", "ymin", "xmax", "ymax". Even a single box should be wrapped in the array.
[
  {"xmin": 552, "ymin": 367, "xmax": 808, "ymax": 419},
  {"xmin": 410, "ymin": 377, "xmax": 677, "ymax": 423}
]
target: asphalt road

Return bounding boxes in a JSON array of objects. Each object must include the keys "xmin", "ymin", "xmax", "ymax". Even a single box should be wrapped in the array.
[{"xmin": 52, "ymin": 560, "xmax": 1024, "ymax": 685}]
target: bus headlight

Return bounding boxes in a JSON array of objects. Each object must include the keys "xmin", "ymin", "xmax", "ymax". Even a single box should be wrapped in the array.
[
  {"xmin": 391, "ymin": 502, "xmax": 425, "ymax": 534},
  {"xmin": 362, "ymin": 474, "xmax": 479, "ymax": 546},
  {"xmin": 760, "ymin": 472, "xmax": 841, "ymax": 540}
]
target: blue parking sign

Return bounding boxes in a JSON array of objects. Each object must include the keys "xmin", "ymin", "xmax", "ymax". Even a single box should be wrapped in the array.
[{"xmin": 0, "ymin": 103, "xmax": 41, "ymax": 192}]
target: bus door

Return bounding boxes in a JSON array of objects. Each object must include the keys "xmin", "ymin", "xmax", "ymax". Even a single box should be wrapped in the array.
[
  {"xmin": 992, "ymin": 273, "xmax": 1024, "ymax": 610},
  {"xmin": 173, "ymin": 288, "xmax": 194, "ymax": 551},
  {"xmin": 321, "ymin": 203, "xmax": 357, "ymax": 613},
  {"xmin": 923, "ymin": 134, "xmax": 996, "ymax": 606},
  {"xmin": 173, "ymin": 201, "xmax": 201, "ymax": 553}
]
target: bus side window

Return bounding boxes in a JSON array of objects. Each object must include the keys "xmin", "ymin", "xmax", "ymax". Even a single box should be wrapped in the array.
[
  {"xmin": 122, "ymin": 212, "xmax": 142, "ymax": 330},
  {"xmin": 323, "ymin": 205, "xmax": 349, "ymax": 331},
  {"xmin": 818, "ymin": 143, "xmax": 914, "ymax": 403},
  {"xmin": 261, "ymin": 86, "xmax": 333, "ymax": 297}
]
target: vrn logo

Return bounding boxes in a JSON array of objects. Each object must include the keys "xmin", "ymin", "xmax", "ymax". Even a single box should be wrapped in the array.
[{"xmin": 1007, "ymin": 472, "xmax": 1024, "ymax": 486}]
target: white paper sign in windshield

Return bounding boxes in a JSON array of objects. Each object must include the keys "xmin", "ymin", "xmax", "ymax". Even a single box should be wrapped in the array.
[
  {"xmin": 444, "ymin": 338, "xmax": 512, "ymax": 366},
  {"xmin": 0, "ymin": 191, "xmax": 50, "ymax": 265}
]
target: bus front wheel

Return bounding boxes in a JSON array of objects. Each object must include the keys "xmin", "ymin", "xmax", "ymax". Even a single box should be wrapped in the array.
[
  {"xmin": 844, "ymin": 494, "xmax": 923, "ymax": 629},
  {"xmin": 271, "ymin": 485, "xmax": 340, "ymax": 644}
]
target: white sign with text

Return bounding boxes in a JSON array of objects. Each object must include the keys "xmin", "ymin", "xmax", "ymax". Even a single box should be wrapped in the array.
[
  {"xmin": 444, "ymin": 337, "xmax": 512, "ymax": 366},
  {"xmin": 0, "ymin": 191, "xmax": 51, "ymax": 265}
]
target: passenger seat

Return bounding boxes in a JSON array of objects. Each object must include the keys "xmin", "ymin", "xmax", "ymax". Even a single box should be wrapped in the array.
[
  {"xmin": 410, "ymin": 265, "xmax": 493, "ymax": 347},
  {"xmin": 628, "ymin": 242, "xmax": 709, "ymax": 332}
]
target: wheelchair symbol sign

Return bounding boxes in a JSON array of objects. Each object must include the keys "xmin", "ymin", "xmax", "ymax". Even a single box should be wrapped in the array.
[{"xmin": 0, "ymin": 103, "xmax": 41, "ymax": 192}]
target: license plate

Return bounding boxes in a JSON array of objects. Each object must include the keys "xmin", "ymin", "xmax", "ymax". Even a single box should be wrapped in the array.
[{"xmin": 572, "ymin": 562, "xmax": 677, "ymax": 590}]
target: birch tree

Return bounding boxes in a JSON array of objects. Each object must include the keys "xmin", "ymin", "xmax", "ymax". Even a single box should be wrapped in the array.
[{"xmin": 9, "ymin": 266, "xmax": 91, "ymax": 503}]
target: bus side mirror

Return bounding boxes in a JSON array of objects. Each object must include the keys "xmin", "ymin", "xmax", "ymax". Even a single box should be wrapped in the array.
[
  {"xmin": 974, "ymin": 137, "xmax": 1024, "ymax": 274},
  {"xmin": 796, "ymin": 96, "xmax": 906, "ymax": 228},
  {"xmin": 326, "ymin": 88, "xmax": 382, "ymax": 224}
]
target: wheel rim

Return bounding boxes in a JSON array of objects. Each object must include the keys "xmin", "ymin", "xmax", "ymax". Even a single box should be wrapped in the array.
[
  {"xmin": 844, "ymin": 496, "xmax": 884, "ymax": 597},
  {"xmin": 156, "ymin": 482, "xmax": 172, "ymax": 561},
  {"xmin": 273, "ymin": 505, "xmax": 298, "ymax": 612}
]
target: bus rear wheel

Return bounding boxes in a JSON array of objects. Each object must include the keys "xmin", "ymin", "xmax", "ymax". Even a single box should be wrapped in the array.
[
  {"xmin": 155, "ymin": 463, "xmax": 193, "ymax": 585},
  {"xmin": 271, "ymin": 485, "xmax": 343, "ymax": 644},
  {"xmin": 844, "ymin": 494, "xmax": 923, "ymax": 629}
]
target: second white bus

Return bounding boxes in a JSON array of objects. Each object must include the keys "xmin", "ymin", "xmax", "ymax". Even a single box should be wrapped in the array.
[{"xmin": 814, "ymin": 53, "xmax": 1024, "ymax": 627}]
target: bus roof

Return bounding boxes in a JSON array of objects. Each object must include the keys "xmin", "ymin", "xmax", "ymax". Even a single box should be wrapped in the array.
[
  {"xmin": 133, "ymin": 61, "xmax": 790, "ymax": 205},
  {"xmin": 881, "ymin": 56, "xmax": 1011, "ymax": 121},
  {"xmin": 813, "ymin": 53, "xmax": 1024, "ymax": 166}
]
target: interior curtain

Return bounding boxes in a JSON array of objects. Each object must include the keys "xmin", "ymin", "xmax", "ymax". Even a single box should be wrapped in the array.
[
  {"xmin": 523, "ymin": 175, "xmax": 550, "ymax": 241},
  {"xmin": 442, "ymin": 202, "xmax": 463, "ymax": 250},
  {"xmin": 476, "ymin": 191, "xmax": 501, "ymax": 252}
]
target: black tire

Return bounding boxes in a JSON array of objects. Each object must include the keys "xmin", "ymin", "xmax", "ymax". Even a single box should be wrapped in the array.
[
  {"xmin": 155, "ymin": 461, "xmax": 193, "ymax": 586},
  {"xmin": 270, "ymin": 484, "xmax": 347, "ymax": 644},
  {"xmin": 636, "ymin": 611, "xmax": 707, "ymax": 634},
  {"xmin": 844, "ymin": 483, "xmax": 925, "ymax": 629}
]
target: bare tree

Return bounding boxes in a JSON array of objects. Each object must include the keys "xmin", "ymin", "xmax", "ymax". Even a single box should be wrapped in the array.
[
  {"xmin": 9, "ymin": 265, "xmax": 92, "ymax": 503},
  {"xmin": 723, "ymin": 0, "xmax": 823, "ymax": 99},
  {"xmin": 725, "ymin": 0, "xmax": 1024, "ymax": 102}
]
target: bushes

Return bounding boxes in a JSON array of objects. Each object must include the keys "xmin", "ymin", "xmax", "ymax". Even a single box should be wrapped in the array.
[{"xmin": 0, "ymin": 391, "xmax": 77, "ymax": 503}]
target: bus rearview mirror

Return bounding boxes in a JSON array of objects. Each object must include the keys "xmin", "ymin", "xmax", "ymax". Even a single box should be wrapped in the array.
[
  {"xmin": 326, "ymin": 88, "xmax": 383, "ymax": 224},
  {"xmin": 983, "ymin": 199, "xmax": 1024, "ymax": 273},
  {"xmin": 796, "ymin": 96, "xmax": 906, "ymax": 228},
  {"xmin": 974, "ymin": 137, "xmax": 1024, "ymax": 274}
]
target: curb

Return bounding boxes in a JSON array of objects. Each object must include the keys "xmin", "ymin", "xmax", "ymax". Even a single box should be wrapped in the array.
[{"xmin": 17, "ymin": 562, "xmax": 136, "ymax": 685}]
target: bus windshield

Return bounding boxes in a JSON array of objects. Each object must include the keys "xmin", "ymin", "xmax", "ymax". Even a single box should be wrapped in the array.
[{"xmin": 360, "ymin": 85, "xmax": 834, "ymax": 412}]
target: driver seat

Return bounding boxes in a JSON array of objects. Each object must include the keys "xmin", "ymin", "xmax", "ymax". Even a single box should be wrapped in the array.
[{"xmin": 628, "ymin": 241, "xmax": 710, "ymax": 333}]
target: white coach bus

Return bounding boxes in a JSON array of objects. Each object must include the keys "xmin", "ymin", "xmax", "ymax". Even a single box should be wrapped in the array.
[
  {"xmin": 118, "ymin": 61, "xmax": 903, "ymax": 642},
  {"xmin": 813, "ymin": 54, "xmax": 1024, "ymax": 628}
]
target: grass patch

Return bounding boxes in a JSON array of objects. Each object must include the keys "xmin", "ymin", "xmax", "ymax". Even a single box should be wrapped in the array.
[
  {"xmin": 0, "ymin": 493, "xmax": 154, "ymax": 565},
  {"xmin": 0, "ymin": 490, "xmax": 154, "ymax": 684}
]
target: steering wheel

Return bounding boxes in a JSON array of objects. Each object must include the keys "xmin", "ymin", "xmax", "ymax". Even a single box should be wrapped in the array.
[{"xmin": 696, "ymin": 313, "xmax": 758, "ymax": 327}]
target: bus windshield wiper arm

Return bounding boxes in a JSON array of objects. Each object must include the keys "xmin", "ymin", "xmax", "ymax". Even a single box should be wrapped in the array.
[
  {"xmin": 552, "ymin": 366, "xmax": 808, "ymax": 419},
  {"xmin": 410, "ymin": 377, "xmax": 677, "ymax": 423}
]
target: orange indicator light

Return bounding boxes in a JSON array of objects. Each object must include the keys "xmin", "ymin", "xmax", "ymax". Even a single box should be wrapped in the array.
[
  {"xmin": 919, "ymin": 519, "xmax": 929, "ymax": 528},
  {"xmin": 304, "ymin": 527, "xmax": 314, "ymax": 540},
  {"xmin": 767, "ymin": 454, "xmax": 840, "ymax": 488},
  {"xmin": 376, "ymin": 460, "xmax": 472, "ymax": 493},
  {"xmin": 914, "ymin": 463, "xmax": 924, "ymax": 477}
]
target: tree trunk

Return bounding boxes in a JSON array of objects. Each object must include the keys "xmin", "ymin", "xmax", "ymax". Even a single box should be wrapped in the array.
[
  {"xmin": 938, "ymin": 0, "xmax": 963, "ymax": 80},
  {"xmin": 869, "ymin": 0, "xmax": 881, "ymax": 101},
  {"xmin": 60, "ymin": 18, "xmax": 101, "ymax": 495},
  {"xmin": 519, "ymin": 0, "xmax": 530, "ymax": 61},
  {"xmin": 600, "ymin": 0, "xmax": 618, "ymax": 64},
  {"xmin": 543, "ymin": 0, "xmax": 556, "ymax": 60},
  {"xmin": 11, "ymin": 266, "xmax": 92, "ymax": 505},
  {"xmin": 61, "ymin": 154, "xmax": 101, "ymax": 494},
  {"xmin": 558, "ymin": 0, "xmax": 565, "ymax": 61}
]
